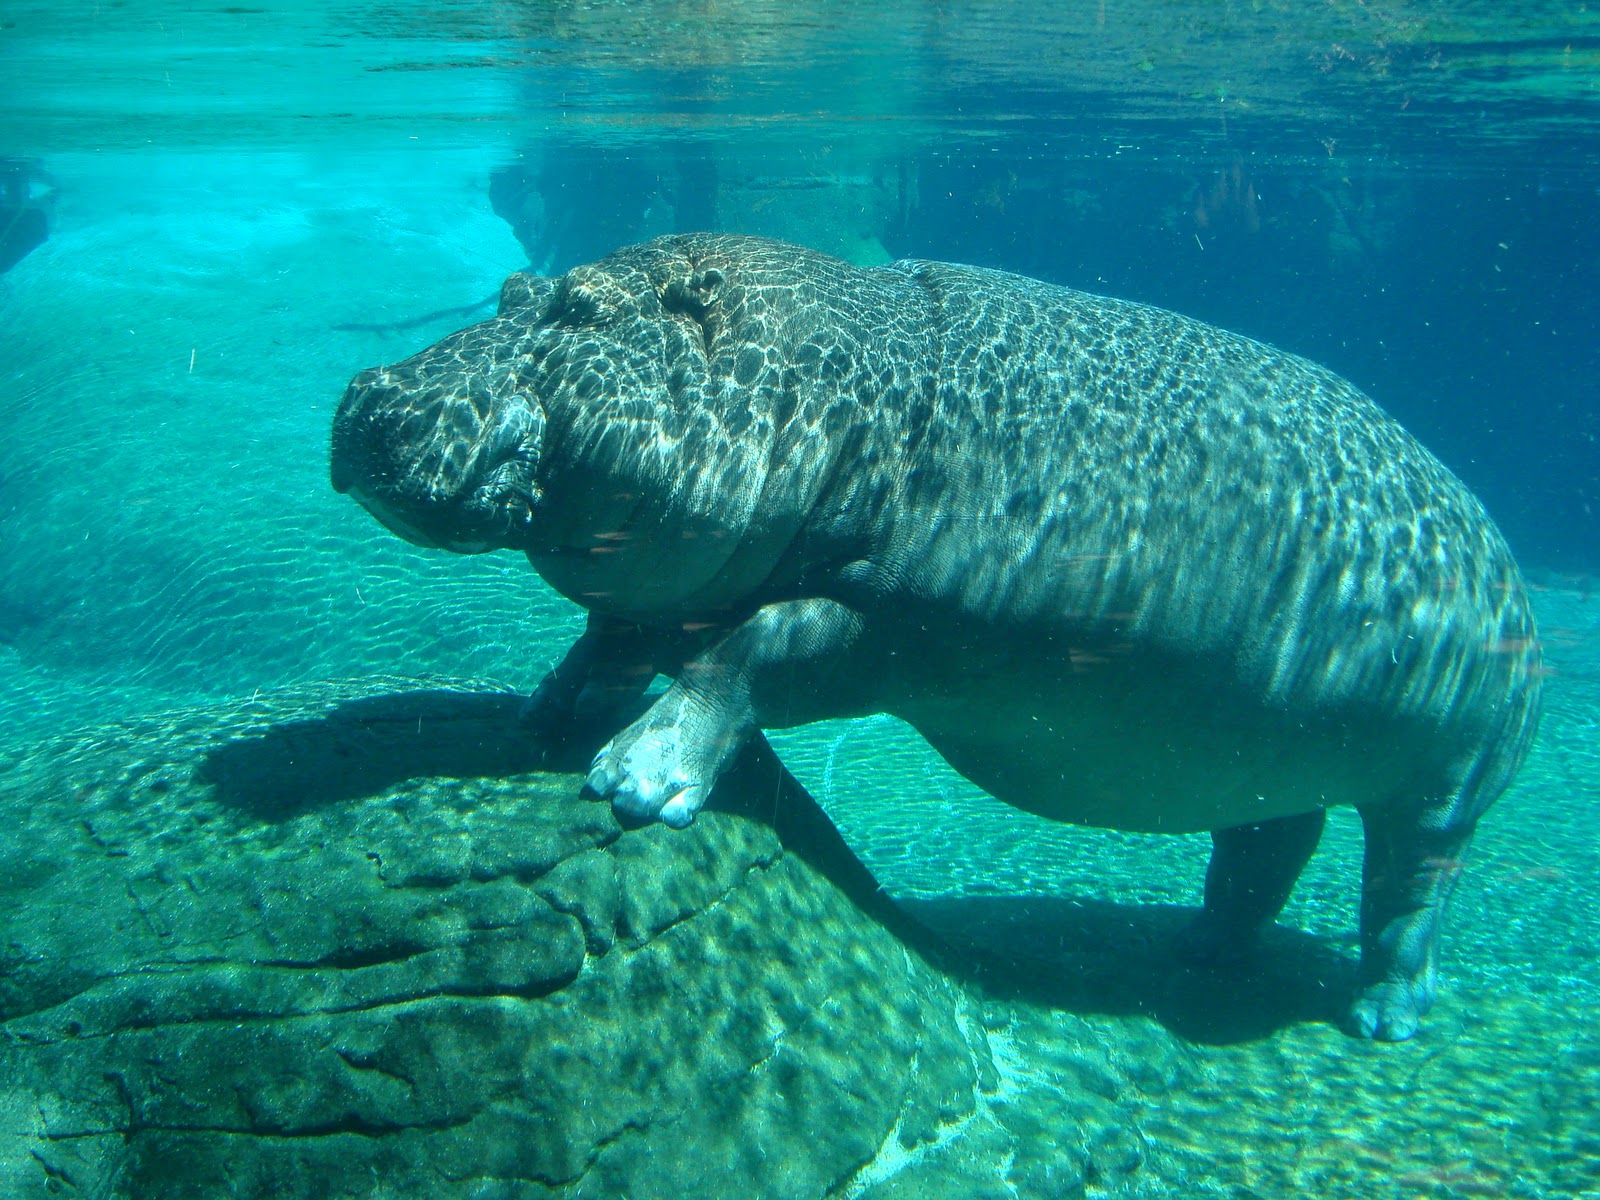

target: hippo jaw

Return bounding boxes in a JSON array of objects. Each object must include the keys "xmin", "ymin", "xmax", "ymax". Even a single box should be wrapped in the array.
[{"xmin": 330, "ymin": 356, "xmax": 545, "ymax": 555}]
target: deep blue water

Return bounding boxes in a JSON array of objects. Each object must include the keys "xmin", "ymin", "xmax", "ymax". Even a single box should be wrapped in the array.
[{"xmin": 510, "ymin": 135, "xmax": 1600, "ymax": 571}]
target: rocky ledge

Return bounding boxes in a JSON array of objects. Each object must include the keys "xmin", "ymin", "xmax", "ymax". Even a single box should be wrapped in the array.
[{"xmin": 0, "ymin": 678, "xmax": 1150, "ymax": 1200}]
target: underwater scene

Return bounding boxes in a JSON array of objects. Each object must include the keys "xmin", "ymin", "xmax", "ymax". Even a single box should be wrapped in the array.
[{"xmin": 1, "ymin": 2, "xmax": 1598, "ymax": 1197}]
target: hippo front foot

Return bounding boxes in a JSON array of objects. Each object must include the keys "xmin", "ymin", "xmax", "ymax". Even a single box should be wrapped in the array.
[
  {"xmin": 583, "ymin": 689, "xmax": 749, "ymax": 829},
  {"xmin": 520, "ymin": 671, "xmax": 583, "ymax": 739},
  {"xmin": 520, "ymin": 677, "xmax": 641, "ymax": 772},
  {"xmin": 520, "ymin": 616, "xmax": 672, "ymax": 756},
  {"xmin": 1347, "ymin": 978, "xmax": 1434, "ymax": 1042}
]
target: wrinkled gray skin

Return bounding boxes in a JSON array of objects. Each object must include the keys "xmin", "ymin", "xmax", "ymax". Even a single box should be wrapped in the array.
[{"xmin": 332, "ymin": 234, "xmax": 1541, "ymax": 1041}]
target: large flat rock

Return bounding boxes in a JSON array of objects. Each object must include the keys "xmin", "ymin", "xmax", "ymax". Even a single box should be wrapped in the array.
[{"xmin": 0, "ymin": 678, "xmax": 1149, "ymax": 1200}]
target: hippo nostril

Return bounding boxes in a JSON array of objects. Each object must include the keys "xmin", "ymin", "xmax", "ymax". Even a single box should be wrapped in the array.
[
  {"xmin": 330, "ymin": 372, "xmax": 408, "ymax": 496},
  {"xmin": 331, "ymin": 351, "xmax": 543, "ymax": 551}
]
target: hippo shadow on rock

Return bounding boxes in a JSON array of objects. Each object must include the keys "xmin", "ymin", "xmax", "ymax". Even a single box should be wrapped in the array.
[
  {"xmin": 195, "ymin": 685, "xmax": 908, "ymax": 939},
  {"xmin": 898, "ymin": 892, "xmax": 1356, "ymax": 1046},
  {"xmin": 196, "ymin": 687, "xmax": 619, "ymax": 821},
  {"xmin": 198, "ymin": 686, "xmax": 1353, "ymax": 1045}
]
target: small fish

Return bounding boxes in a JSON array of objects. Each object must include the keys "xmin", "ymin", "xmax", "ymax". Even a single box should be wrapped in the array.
[
  {"xmin": 1502, "ymin": 864, "xmax": 1567, "ymax": 883},
  {"xmin": 1485, "ymin": 636, "xmax": 1538, "ymax": 654}
]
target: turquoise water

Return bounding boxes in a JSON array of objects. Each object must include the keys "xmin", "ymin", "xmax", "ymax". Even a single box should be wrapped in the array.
[{"xmin": 1, "ymin": 3, "xmax": 1598, "ymax": 1197}]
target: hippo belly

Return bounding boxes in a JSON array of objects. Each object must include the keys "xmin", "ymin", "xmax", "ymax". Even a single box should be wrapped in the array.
[{"xmin": 889, "ymin": 636, "xmax": 1435, "ymax": 835}]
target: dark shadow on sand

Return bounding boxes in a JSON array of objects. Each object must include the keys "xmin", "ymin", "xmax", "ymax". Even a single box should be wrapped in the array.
[
  {"xmin": 898, "ymin": 893, "xmax": 1356, "ymax": 1045},
  {"xmin": 199, "ymin": 685, "xmax": 1355, "ymax": 1046}
]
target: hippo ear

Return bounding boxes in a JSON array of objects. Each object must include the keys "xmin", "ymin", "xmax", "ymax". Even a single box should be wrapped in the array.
[
  {"xmin": 498, "ymin": 272, "xmax": 555, "ymax": 319},
  {"xmin": 550, "ymin": 265, "xmax": 631, "ymax": 325},
  {"xmin": 660, "ymin": 267, "xmax": 725, "ymax": 318}
]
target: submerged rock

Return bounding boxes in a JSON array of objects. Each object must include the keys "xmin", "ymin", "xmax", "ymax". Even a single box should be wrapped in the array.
[{"xmin": 0, "ymin": 678, "xmax": 1150, "ymax": 1200}]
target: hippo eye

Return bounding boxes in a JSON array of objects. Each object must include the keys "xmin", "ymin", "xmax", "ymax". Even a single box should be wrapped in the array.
[{"xmin": 661, "ymin": 267, "xmax": 726, "ymax": 357}]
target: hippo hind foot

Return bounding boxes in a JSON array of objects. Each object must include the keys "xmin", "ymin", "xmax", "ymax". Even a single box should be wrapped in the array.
[
  {"xmin": 1179, "ymin": 810, "xmax": 1328, "ymax": 965},
  {"xmin": 1347, "ymin": 976, "xmax": 1435, "ymax": 1042},
  {"xmin": 1175, "ymin": 910, "xmax": 1266, "ymax": 967},
  {"xmin": 1350, "ymin": 801, "xmax": 1473, "ymax": 1041}
]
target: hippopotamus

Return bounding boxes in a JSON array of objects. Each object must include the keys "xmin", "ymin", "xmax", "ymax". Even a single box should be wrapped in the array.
[{"xmin": 330, "ymin": 233, "xmax": 1541, "ymax": 1040}]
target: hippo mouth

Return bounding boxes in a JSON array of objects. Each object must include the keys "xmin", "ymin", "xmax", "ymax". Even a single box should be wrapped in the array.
[
  {"xmin": 451, "ymin": 445, "xmax": 541, "ymax": 550},
  {"xmin": 342, "ymin": 436, "xmax": 540, "ymax": 555},
  {"xmin": 330, "ymin": 379, "xmax": 544, "ymax": 555}
]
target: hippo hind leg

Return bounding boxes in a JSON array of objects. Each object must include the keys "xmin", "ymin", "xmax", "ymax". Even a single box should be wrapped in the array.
[
  {"xmin": 1182, "ymin": 800, "xmax": 1478, "ymax": 1041},
  {"xmin": 1180, "ymin": 809, "xmax": 1327, "ymax": 965},
  {"xmin": 1349, "ymin": 799, "xmax": 1478, "ymax": 1042}
]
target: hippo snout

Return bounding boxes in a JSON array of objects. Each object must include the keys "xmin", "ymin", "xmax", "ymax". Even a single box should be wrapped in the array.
[
  {"xmin": 330, "ymin": 364, "xmax": 544, "ymax": 554},
  {"xmin": 328, "ymin": 368, "xmax": 386, "ymax": 496}
]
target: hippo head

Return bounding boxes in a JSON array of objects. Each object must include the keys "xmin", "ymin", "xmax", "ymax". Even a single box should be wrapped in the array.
[
  {"xmin": 331, "ymin": 238, "xmax": 784, "ymax": 612},
  {"xmin": 329, "ymin": 300, "xmax": 547, "ymax": 554}
]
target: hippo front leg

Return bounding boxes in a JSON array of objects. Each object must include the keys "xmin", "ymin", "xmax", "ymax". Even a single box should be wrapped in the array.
[
  {"xmin": 1349, "ymin": 800, "xmax": 1478, "ymax": 1041},
  {"xmin": 524, "ymin": 614, "xmax": 655, "ymax": 734},
  {"xmin": 523, "ymin": 613, "xmax": 719, "ymax": 746},
  {"xmin": 585, "ymin": 598, "xmax": 867, "ymax": 828}
]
